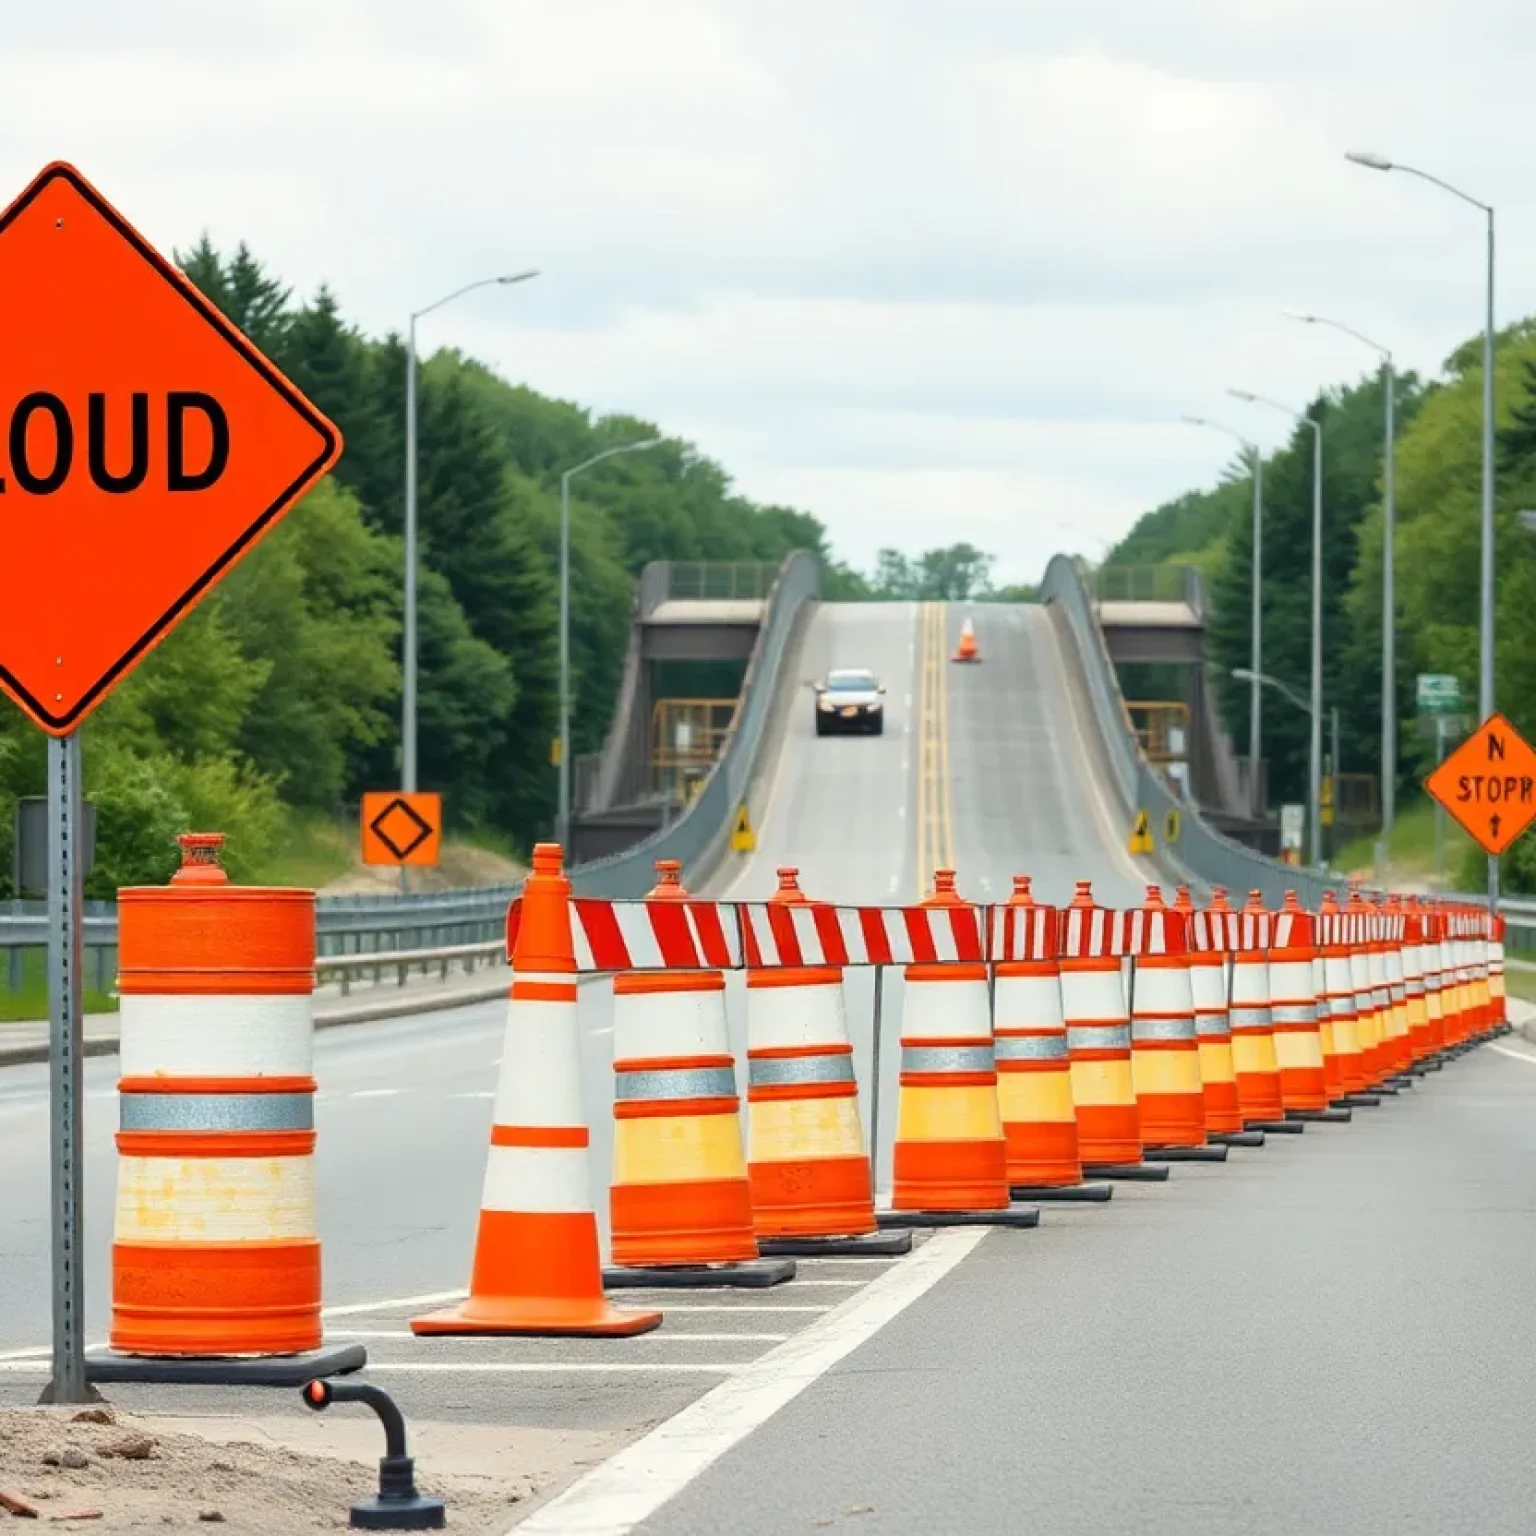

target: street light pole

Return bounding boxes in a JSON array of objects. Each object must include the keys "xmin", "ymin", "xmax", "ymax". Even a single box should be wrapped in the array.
[
  {"xmin": 1232, "ymin": 666, "xmax": 1337, "ymax": 860},
  {"xmin": 1282, "ymin": 312, "xmax": 1397, "ymax": 856},
  {"xmin": 402, "ymin": 271, "xmax": 539, "ymax": 796},
  {"xmin": 1229, "ymin": 390, "xmax": 1325, "ymax": 865},
  {"xmin": 557, "ymin": 438, "xmax": 663, "ymax": 855},
  {"xmin": 1346, "ymin": 149, "xmax": 1497, "ymax": 908},
  {"xmin": 1183, "ymin": 416, "xmax": 1263, "ymax": 814}
]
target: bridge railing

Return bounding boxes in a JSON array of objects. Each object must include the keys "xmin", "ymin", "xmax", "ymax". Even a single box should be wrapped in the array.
[
  {"xmin": 1093, "ymin": 564, "xmax": 1200, "ymax": 605},
  {"xmin": 1045, "ymin": 554, "xmax": 1343, "ymax": 907},
  {"xmin": 661, "ymin": 561, "xmax": 777, "ymax": 602}
]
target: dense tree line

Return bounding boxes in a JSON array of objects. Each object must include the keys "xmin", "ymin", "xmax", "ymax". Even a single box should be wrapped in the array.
[
  {"xmin": 1108, "ymin": 317, "xmax": 1536, "ymax": 888},
  {"xmin": 0, "ymin": 242, "xmax": 857, "ymax": 895}
]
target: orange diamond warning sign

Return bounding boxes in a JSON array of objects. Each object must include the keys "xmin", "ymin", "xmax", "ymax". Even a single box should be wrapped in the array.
[
  {"xmin": 1424, "ymin": 711, "xmax": 1536, "ymax": 856},
  {"xmin": 0, "ymin": 163, "xmax": 341, "ymax": 735},
  {"xmin": 361, "ymin": 792, "xmax": 443, "ymax": 867}
]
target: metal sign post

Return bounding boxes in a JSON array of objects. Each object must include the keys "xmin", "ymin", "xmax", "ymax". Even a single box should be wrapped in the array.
[{"xmin": 41, "ymin": 732, "xmax": 96, "ymax": 1405}]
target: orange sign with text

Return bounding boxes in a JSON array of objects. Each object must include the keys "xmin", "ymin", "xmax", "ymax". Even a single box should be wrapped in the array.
[
  {"xmin": 361, "ymin": 793, "xmax": 443, "ymax": 867},
  {"xmin": 0, "ymin": 163, "xmax": 341, "ymax": 735},
  {"xmin": 1424, "ymin": 712, "xmax": 1536, "ymax": 856}
]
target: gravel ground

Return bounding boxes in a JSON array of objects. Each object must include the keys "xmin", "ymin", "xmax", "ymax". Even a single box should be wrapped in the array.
[{"xmin": 0, "ymin": 1406, "xmax": 522, "ymax": 1532}]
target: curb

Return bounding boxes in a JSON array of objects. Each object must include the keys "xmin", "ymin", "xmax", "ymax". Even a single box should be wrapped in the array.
[{"xmin": 0, "ymin": 977, "xmax": 511, "ymax": 1069}]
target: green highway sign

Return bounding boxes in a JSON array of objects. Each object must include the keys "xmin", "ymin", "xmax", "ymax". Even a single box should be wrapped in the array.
[{"xmin": 1417, "ymin": 673, "xmax": 1462, "ymax": 714}]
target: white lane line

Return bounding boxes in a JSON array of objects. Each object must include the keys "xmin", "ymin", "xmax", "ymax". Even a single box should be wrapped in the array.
[
  {"xmin": 515, "ymin": 1227, "xmax": 985, "ymax": 1536},
  {"xmin": 350, "ymin": 1089, "xmax": 401, "ymax": 1099},
  {"xmin": 368, "ymin": 1363, "xmax": 741, "ymax": 1376},
  {"xmin": 449, "ymin": 1091, "xmax": 495, "ymax": 1100},
  {"xmin": 327, "ymin": 1330, "xmax": 790, "ymax": 1343},
  {"xmin": 646, "ymin": 1305, "xmax": 829, "ymax": 1314},
  {"xmin": 1487, "ymin": 1042, "xmax": 1536, "ymax": 1065}
]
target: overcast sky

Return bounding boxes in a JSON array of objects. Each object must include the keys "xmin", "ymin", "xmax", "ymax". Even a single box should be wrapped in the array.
[{"xmin": 4, "ymin": 1, "xmax": 1530, "ymax": 585}]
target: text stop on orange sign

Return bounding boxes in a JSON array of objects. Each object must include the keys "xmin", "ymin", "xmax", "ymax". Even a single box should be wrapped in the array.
[
  {"xmin": 0, "ymin": 162, "xmax": 341, "ymax": 735},
  {"xmin": 1424, "ymin": 711, "xmax": 1536, "ymax": 856}
]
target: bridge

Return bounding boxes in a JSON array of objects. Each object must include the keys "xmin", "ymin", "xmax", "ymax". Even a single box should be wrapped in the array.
[{"xmin": 0, "ymin": 552, "xmax": 1525, "ymax": 1536}]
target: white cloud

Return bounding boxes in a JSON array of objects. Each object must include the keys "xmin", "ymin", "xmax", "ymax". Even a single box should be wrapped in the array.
[{"xmin": 0, "ymin": 0, "xmax": 1530, "ymax": 583}]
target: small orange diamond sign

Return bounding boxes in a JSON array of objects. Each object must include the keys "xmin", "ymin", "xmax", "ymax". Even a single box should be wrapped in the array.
[
  {"xmin": 361, "ymin": 792, "xmax": 443, "ymax": 868},
  {"xmin": 1424, "ymin": 711, "xmax": 1536, "ymax": 855},
  {"xmin": 0, "ymin": 163, "xmax": 341, "ymax": 735}
]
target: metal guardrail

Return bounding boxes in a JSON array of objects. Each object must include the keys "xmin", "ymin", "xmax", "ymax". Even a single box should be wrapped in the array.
[
  {"xmin": 1044, "ymin": 553, "xmax": 1345, "ymax": 908},
  {"xmin": 316, "ymin": 940, "xmax": 505, "ymax": 995}
]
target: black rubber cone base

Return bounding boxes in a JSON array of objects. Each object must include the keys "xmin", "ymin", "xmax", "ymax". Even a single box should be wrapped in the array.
[
  {"xmin": 1247, "ymin": 1119, "xmax": 1305, "ymax": 1134},
  {"xmin": 758, "ymin": 1230, "xmax": 913, "ymax": 1258},
  {"xmin": 603, "ymin": 1258, "xmax": 796, "ymax": 1289},
  {"xmin": 1144, "ymin": 1144, "xmax": 1229, "ymax": 1163},
  {"xmin": 1372, "ymin": 1082, "xmax": 1401, "ymax": 1095},
  {"xmin": 1210, "ymin": 1130, "xmax": 1266, "ymax": 1147},
  {"xmin": 1418, "ymin": 1058, "xmax": 1445, "ymax": 1071},
  {"xmin": 349, "ymin": 1492, "xmax": 446, "ymax": 1531},
  {"xmin": 1083, "ymin": 1162, "xmax": 1171, "ymax": 1182},
  {"xmin": 86, "ymin": 1343, "xmax": 367, "ymax": 1388},
  {"xmin": 1287, "ymin": 1107, "xmax": 1353, "ymax": 1123},
  {"xmin": 1009, "ymin": 1181, "xmax": 1114, "ymax": 1203},
  {"xmin": 1386, "ymin": 1076, "xmax": 1416, "ymax": 1090},
  {"xmin": 1334, "ymin": 1094, "xmax": 1380, "ymax": 1108},
  {"xmin": 876, "ymin": 1203, "xmax": 1039, "ymax": 1229}
]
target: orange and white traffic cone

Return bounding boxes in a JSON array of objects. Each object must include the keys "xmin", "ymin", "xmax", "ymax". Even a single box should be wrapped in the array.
[
  {"xmin": 1320, "ymin": 894, "xmax": 1377, "ymax": 1109},
  {"xmin": 1231, "ymin": 892, "xmax": 1300, "ymax": 1134},
  {"xmin": 93, "ymin": 833, "xmax": 364, "ymax": 1386},
  {"xmin": 605, "ymin": 861, "xmax": 792, "ymax": 1288},
  {"xmin": 994, "ymin": 877, "xmax": 1112, "ymax": 1202},
  {"xmin": 1371, "ymin": 898, "xmax": 1414, "ymax": 1087},
  {"xmin": 1415, "ymin": 906, "xmax": 1449, "ymax": 1064},
  {"xmin": 1490, "ymin": 915, "xmax": 1511, "ymax": 1035},
  {"xmin": 1130, "ymin": 888, "xmax": 1225, "ymax": 1162},
  {"xmin": 1180, "ymin": 887, "xmax": 1261, "ymax": 1148},
  {"xmin": 1061, "ymin": 881, "xmax": 1168, "ymax": 1181},
  {"xmin": 1345, "ymin": 893, "xmax": 1396, "ymax": 1093},
  {"xmin": 414, "ymin": 845, "xmax": 662, "ymax": 1338},
  {"xmin": 744, "ymin": 868, "xmax": 909, "ymax": 1256},
  {"xmin": 1272, "ymin": 895, "xmax": 1349, "ymax": 1124},
  {"xmin": 886, "ymin": 870, "xmax": 1038, "ymax": 1226},
  {"xmin": 952, "ymin": 617, "xmax": 980, "ymax": 663},
  {"xmin": 1400, "ymin": 901, "xmax": 1440, "ymax": 1072}
]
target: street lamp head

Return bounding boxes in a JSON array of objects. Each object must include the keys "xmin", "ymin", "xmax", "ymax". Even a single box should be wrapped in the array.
[
  {"xmin": 1518, "ymin": 510, "xmax": 1536, "ymax": 533},
  {"xmin": 1180, "ymin": 415, "xmax": 1209, "ymax": 428},
  {"xmin": 497, "ymin": 269, "xmax": 540, "ymax": 285},
  {"xmin": 1226, "ymin": 388, "xmax": 1258, "ymax": 404},
  {"xmin": 1231, "ymin": 667, "xmax": 1256, "ymax": 682},
  {"xmin": 1345, "ymin": 150, "xmax": 1393, "ymax": 172},
  {"xmin": 1282, "ymin": 309, "xmax": 1319, "ymax": 324}
]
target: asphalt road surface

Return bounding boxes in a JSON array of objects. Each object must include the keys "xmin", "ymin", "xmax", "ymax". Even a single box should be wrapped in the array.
[{"xmin": 628, "ymin": 1036, "xmax": 1536, "ymax": 1536}]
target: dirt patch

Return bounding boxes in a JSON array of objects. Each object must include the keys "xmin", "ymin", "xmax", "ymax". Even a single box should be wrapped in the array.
[
  {"xmin": 0, "ymin": 1407, "xmax": 560, "ymax": 1533},
  {"xmin": 321, "ymin": 841, "xmax": 524, "ymax": 897}
]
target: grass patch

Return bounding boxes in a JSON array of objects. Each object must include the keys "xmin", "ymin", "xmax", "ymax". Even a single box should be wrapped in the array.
[
  {"xmin": 1332, "ymin": 800, "xmax": 1473, "ymax": 885},
  {"xmin": 250, "ymin": 814, "xmax": 354, "ymax": 890},
  {"xmin": 0, "ymin": 947, "xmax": 118, "ymax": 1022},
  {"xmin": 1502, "ymin": 967, "xmax": 1536, "ymax": 1005}
]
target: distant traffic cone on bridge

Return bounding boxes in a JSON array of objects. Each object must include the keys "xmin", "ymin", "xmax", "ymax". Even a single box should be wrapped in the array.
[
  {"xmin": 994, "ymin": 877, "xmax": 1112, "ymax": 1202},
  {"xmin": 605, "ymin": 860, "xmax": 792, "ymax": 1288},
  {"xmin": 884, "ymin": 870, "xmax": 1038, "ymax": 1227},
  {"xmin": 1129, "ymin": 887, "xmax": 1225, "ymax": 1162},
  {"xmin": 413, "ymin": 845, "xmax": 662, "ymax": 1337},
  {"xmin": 744, "ymin": 868, "xmax": 907, "ymax": 1256},
  {"xmin": 952, "ymin": 617, "xmax": 980, "ymax": 663}
]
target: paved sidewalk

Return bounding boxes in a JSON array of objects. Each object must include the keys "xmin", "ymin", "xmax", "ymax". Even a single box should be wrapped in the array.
[{"xmin": 0, "ymin": 964, "xmax": 511, "ymax": 1066}]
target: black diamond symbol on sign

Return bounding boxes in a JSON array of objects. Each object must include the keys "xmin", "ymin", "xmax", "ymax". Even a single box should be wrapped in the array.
[{"xmin": 370, "ymin": 797, "xmax": 433, "ymax": 861}]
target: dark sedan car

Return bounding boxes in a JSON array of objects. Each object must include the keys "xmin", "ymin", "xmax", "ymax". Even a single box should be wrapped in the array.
[{"xmin": 813, "ymin": 668, "xmax": 885, "ymax": 736}]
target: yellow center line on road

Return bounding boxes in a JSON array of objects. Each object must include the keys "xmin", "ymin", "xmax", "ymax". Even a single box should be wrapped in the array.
[{"xmin": 914, "ymin": 602, "xmax": 956, "ymax": 898}]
